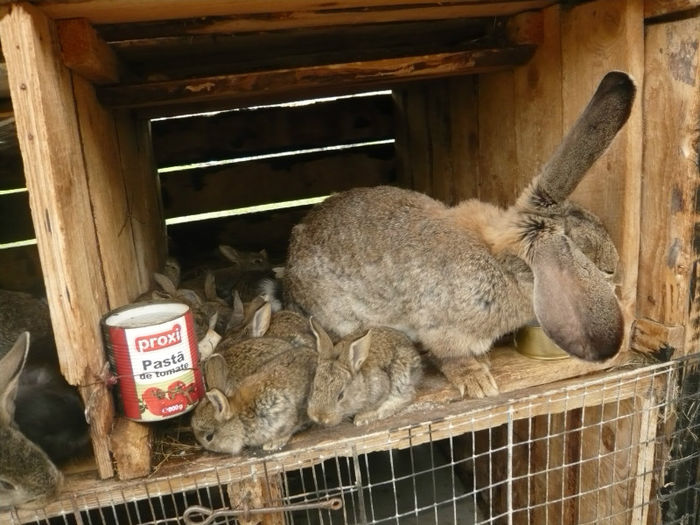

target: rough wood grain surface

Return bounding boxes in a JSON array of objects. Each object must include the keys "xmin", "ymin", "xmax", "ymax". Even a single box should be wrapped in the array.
[
  {"xmin": 639, "ymin": 15, "xmax": 700, "ymax": 346},
  {"xmin": 98, "ymin": 47, "xmax": 536, "ymax": 112},
  {"xmin": 56, "ymin": 17, "xmax": 121, "ymax": 84},
  {"xmin": 0, "ymin": 2, "xmax": 115, "ymax": 479},
  {"xmin": 23, "ymin": 0, "xmax": 558, "ymax": 26}
]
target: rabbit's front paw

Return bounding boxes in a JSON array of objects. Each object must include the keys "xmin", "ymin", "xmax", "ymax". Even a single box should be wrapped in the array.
[
  {"xmin": 262, "ymin": 435, "xmax": 291, "ymax": 451},
  {"xmin": 439, "ymin": 356, "xmax": 499, "ymax": 398},
  {"xmin": 353, "ymin": 410, "xmax": 380, "ymax": 426}
]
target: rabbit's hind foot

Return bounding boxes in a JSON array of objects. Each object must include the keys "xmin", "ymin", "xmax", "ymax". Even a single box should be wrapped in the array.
[{"xmin": 439, "ymin": 356, "xmax": 499, "ymax": 398}]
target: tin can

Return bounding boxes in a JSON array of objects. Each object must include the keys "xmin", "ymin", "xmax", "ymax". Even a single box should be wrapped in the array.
[{"xmin": 102, "ymin": 302, "xmax": 205, "ymax": 422}]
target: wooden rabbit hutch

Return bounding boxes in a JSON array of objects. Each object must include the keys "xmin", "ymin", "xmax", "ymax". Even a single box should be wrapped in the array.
[{"xmin": 0, "ymin": 0, "xmax": 699, "ymax": 523}]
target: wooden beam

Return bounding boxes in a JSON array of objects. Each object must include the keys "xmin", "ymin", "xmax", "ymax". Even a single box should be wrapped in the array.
[
  {"xmin": 24, "ymin": 0, "xmax": 557, "ymax": 26},
  {"xmin": 645, "ymin": 0, "xmax": 700, "ymax": 19},
  {"xmin": 160, "ymin": 144, "xmax": 396, "ymax": 219},
  {"xmin": 151, "ymin": 94, "xmax": 394, "ymax": 168},
  {"xmin": 99, "ymin": 46, "xmax": 536, "ymax": 110},
  {"xmin": 630, "ymin": 318, "xmax": 685, "ymax": 356},
  {"xmin": 56, "ymin": 18, "xmax": 121, "ymax": 84},
  {"xmin": 0, "ymin": 2, "xmax": 115, "ymax": 478},
  {"xmin": 638, "ymin": 14, "xmax": 700, "ymax": 350}
]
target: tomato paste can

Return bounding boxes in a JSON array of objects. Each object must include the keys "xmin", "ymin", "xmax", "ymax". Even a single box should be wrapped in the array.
[{"xmin": 101, "ymin": 302, "xmax": 205, "ymax": 422}]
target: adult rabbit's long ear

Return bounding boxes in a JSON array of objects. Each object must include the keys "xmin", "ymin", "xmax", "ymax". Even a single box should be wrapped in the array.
[
  {"xmin": 518, "ymin": 71, "xmax": 636, "ymax": 209},
  {"xmin": 530, "ymin": 234, "xmax": 623, "ymax": 361},
  {"xmin": 0, "ymin": 332, "xmax": 30, "ymax": 424}
]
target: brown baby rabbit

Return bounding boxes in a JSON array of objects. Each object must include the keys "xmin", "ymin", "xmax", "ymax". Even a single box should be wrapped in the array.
[
  {"xmin": 0, "ymin": 333, "xmax": 62, "ymax": 508},
  {"xmin": 191, "ymin": 345, "xmax": 317, "ymax": 455},
  {"xmin": 307, "ymin": 319, "xmax": 422, "ymax": 427},
  {"xmin": 284, "ymin": 72, "xmax": 635, "ymax": 398}
]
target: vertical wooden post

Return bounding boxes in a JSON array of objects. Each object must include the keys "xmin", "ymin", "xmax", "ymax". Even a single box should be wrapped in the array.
[
  {"xmin": 0, "ymin": 3, "xmax": 165, "ymax": 478},
  {"xmin": 639, "ymin": 14, "xmax": 700, "ymax": 354}
]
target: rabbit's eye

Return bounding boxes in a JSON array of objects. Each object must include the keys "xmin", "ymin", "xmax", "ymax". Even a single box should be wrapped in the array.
[
  {"xmin": 205, "ymin": 432, "xmax": 214, "ymax": 442},
  {"xmin": 337, "ymin": 390, "xmax": 345, "ymax": 402},
  {"xmin": 0, "ymin": 479, "xmax": 14, "ymax": 491}
]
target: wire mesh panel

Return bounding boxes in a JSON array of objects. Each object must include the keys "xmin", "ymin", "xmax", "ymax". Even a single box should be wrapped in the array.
[{"xmin": 4, "ymin": 354, "xmax": 699, "ymax": 525}]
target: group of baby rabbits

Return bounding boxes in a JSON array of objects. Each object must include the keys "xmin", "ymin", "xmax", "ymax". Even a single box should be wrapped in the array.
[
  {"xmin": 188, "ymin": 291, "xmax": 424, "ymax": 456},
  {"xmin": 149, "ymin": 246, "xmax": 425, "ymax": 456}
]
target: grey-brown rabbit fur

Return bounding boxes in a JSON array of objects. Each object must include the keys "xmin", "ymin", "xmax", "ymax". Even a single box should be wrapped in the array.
[
  {"xmin": 307, "ymin": 319, "xmax": 422, "ymax": 426},
  {"xmin": 0, "ymin": 333, "xmax": 62, "ymax": 508},
  {"xmin": 191, "ymin": 345, "xmax": 317, "ymax": 455},
  {"xmin": 284, "ymin": 72, "xmax": 635, "ymax": 398}
]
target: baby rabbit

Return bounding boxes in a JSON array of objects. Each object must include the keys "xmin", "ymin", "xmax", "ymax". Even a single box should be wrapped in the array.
[
  {"xmin": 191, "ymin": 345, "xmax": 317, "ymax": 455},
  {"xmin": 307, "ymin": 319, "xmax": 422, "ymax": 427},
  {"xmin": 212, "ymin": 245, "xmax": 277, "ymax": 305},
  {"xmin": 0, "ymin": 333, "xmax": 62, "ymax": 508},
  {"xmin": 284, "ymin": 72, "xmax": 635, "ymax": 398}
]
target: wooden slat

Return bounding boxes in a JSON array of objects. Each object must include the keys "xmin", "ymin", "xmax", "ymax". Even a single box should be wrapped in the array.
[
  {"xmin": 114, "ymin": 112, "xmax": 167, "ymax": 297},
  {"xmin": 560, "ymin": 0, "xmax": 644, "ymax": 353},
  {"xmin": 30, "ymin": 0, "xmax": 557, "ymax": 26},
  {"xmin": 638, "ymin": 15, "xmax": 700, "ymax": 345},
  {"xmin": 160, "ymin": 144, "xmax": 395, "ymax": 219},
  {"xmin": 477, "ymin": 70, "xmax": 518, "ymax": 206},
  {"xmin": 645, "ymin": 0, "xmax": 700, "ymax": 18},
  {"xmin": 512, "ymin": 4, "xmax": 563, "ymax": 189},
  {"xmin": 56, "ymin": 17, "xmax": 121, "ymax": 84},
  {"xmin": 71, "ymin": 75, "xmax": 157, "ymax": 479},
  {"xmin": 0, "ymin": 191, "xmax": 33, "ymax": 243},
  {"xmin": 151, "ymin": 94, "xmax": 394, "ymax": 168},
  {"xmin": 102, "ymin": 18, "xmax": 493, "ymax": 82},
  {"xmin": 630, "ymin": 318, "xmax": 685, "ymax": 356},
  {"xmin": 393, "ymin": 76, "xmax": 480, "ymax": 204},
  {"xmin": 99, "ymin": 46, "xmax": 536, "ymax": 111}
]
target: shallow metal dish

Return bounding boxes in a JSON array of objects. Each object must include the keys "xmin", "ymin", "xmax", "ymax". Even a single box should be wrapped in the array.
[{"xmin": 514, "ymin": 325, "xmax": 571, "ymax": 360}]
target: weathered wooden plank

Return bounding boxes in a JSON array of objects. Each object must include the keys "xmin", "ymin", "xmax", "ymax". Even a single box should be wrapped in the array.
[
  {"xmin": 0, "ymin": 2, "xmax": 115, "ymax": 478},
  {"xmin": 71, "ymin": 74, "xmax": 156, "ymax": 480},
  {"xmin": 161, "ymin": 144, "xmax": 396, "ymax": 219},
  {"xmin": 0, "ymin": 191, "xmax": 34, "ymax": 243},
  {"xmin": 560, "ymin": 0, "xmax": 644, "ymax": 352},
  {"xmin": 151, "ymin": 94, "xmax": 394, "ymax": 169},
  {"xmin": 98, "ymin": 46, "xmax": 536, "ymax": 111},
  {"xmin": 645, "ymin": 0, "xmax": 700, "ymax": 18},
  {"xmin": 512, "ymin": 4, "xmax": 563, "ymax": 188},
  {"xmin": 104, "ymin": 18, "xmax": 493, "ymax": 82},
  {"xmin": 56, "ymin": 17, "xmax": 121, "ymax": 84},
  {"xmin": 31, "ymin": 0, "xmax": 558, "ymax": 26},
  {"xmin": 114, "ymin": 112, "xmax": 166, "ymax": 297},
  {"xmin": 630, "ymin": 318, "xmax": 685, "ymax": 356},
  {"xmin": 393, "ymin": 76, "xmax": 480, "ymax": 204},
  {"xmin": 638, "ymin": 15, "xmax": 700, "ymax": 342},
  {"xmin": 477, "ymin": 70, "xmax": 518, "ymax": 207}
]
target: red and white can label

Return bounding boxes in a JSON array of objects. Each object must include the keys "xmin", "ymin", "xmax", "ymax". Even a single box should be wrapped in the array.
[{"xmin": 102, "ymin": 302, "xmax": 205, "ymax": 422}]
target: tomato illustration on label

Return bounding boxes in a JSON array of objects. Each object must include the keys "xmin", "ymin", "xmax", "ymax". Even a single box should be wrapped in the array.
[{"xmin": 141, "ymin": 385, "xmax": 189, "ymax": 417}]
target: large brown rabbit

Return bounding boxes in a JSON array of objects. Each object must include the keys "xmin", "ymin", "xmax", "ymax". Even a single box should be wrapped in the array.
[{"xmin": 284, "ymin": 72, "xmax": 635, "ymax": 398}]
